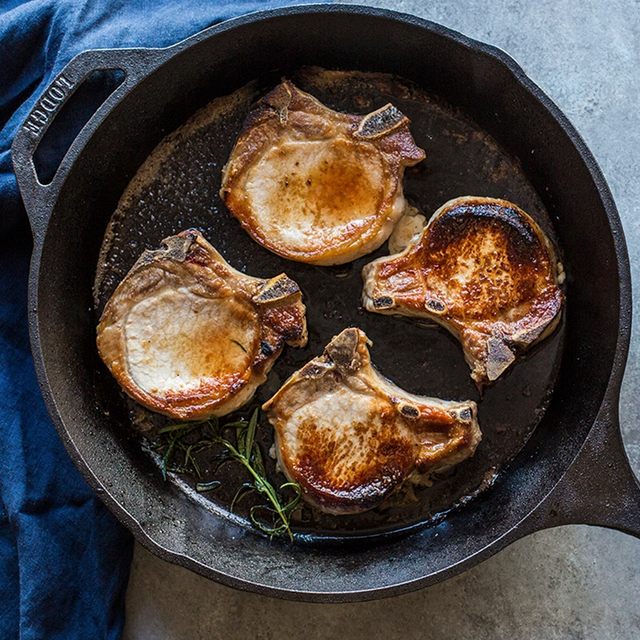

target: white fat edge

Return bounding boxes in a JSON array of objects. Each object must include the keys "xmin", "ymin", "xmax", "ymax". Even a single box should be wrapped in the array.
[
  {"xmin": 387, "ymin": 204, "xmax": 426, "ymax": 254},
  {"xmin": 359, "ymin": 352, "xmax": 476, "ymax": 414},
  {"xmin": 209, "ymin": 374, "xmax": 265, "ymax": 418},
  {"xmin": 406, "ymin": 469, "xmax": 434, "ymax": 488}
]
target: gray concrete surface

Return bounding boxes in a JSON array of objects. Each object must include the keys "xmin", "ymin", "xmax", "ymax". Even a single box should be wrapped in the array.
[{"xmin": 124, "ymin": 1, "xmax": 640, "ymax": 638}]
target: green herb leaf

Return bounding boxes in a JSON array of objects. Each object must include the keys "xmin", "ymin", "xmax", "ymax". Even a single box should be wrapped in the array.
[
  {"xmin": 196, "ymin": 480, "xmax": 221, "ymax": 493},
  {"xmin": 251, "ymin": 442, "xmax": 266, "ymax": 478},
  {"xmin": 245, "ymin": 408, "xmax": 258, "ymax": 459},
  {"xmin": 231, "ymin": 483, "xmax": 255, "ymax": 510},
  {"xmin": 154, "ymin": 409, "xmax": 301, "ymax": 540}
]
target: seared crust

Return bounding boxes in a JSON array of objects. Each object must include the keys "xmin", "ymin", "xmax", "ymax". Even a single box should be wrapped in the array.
[
  {"xmin": 362, "ymin": 197, "xmax": 564, "ymax": 386},
  {"xmin": 97, "ymin": 229, "xmax": 307, "ymax": 420},
  {"xmin": 220, "ymin": 80, "xmax": 425, "ymax": 265},
  {"xmin": 263, "ymin": 328, "xmax": 481, "ymax": 515}
]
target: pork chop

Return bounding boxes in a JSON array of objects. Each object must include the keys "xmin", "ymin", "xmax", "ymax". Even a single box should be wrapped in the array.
[
  {"xmin": 220, "ymin": 80, "xmax": 425, "ymax": 265},
  {"xmin": 362, "ymin": 196, "xmax": 564, "ymax": 386},
  {"xmin": 263, "ymin": 328, "xmax": 481, "ymax": 515},
  {"xmin": 96, "ymin": 229, "xmax": 307, "ymax": 420}
]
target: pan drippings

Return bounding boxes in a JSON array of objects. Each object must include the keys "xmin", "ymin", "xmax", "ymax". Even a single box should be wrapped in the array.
[{"xmin": 94, "ymin": 68, "xmax": 564, "ymax": 540}]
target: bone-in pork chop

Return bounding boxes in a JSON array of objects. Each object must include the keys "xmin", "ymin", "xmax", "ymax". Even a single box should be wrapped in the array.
[
  {"xmin": 220, "ymin": 80, "xmax": 425, "ymax": 265},
  {"xmin": 362, "ymin": 196, "xmax": 564, "ymax": 386},
  {"xmin": 97, "ymin": 229, "xmax": 307, "ymax": 420},
  {"xmin": 263, "ymin": 328, "xmax": 481, "ymax": 515}
]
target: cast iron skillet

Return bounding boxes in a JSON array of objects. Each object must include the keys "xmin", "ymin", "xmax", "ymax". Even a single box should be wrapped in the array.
[{"xmin": 10, "ymin": 5, "xmax": 640, "ymax": 602}]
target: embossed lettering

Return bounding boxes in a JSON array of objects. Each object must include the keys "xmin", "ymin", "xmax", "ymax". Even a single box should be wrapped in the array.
[
  {"xmin": 41, "ymin": 97, "xmax": 59, "ymax": 112},
  {"xmin": 23, "ymin": 73, "xmax": 76, "ymax": 138},
  {"xmin": 48, "ymin": 86, "xmax": 65, "ymax": 101},
  {"xmin": 54, "ymin": 75, "xmax": 74, "ymax": 91},
  {"xmin": 23, "ymin": 121, "xmax": 41, "ymax": 135},
  {"xmin": 32, "ymin": 110, "xmax": 49, "ymax": 125}
]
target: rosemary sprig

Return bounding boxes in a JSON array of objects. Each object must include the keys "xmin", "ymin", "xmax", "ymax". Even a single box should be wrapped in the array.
[{"xmin": 152, "ymin": 409, "xmax": 301, "ymax": 540}]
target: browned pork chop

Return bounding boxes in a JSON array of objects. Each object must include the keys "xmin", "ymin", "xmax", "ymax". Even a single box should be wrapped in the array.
[
  {"xmin": 263, "ymin": 328, "xmax": 481, "ymax": 515},
  {"xmin": 220, "ymin": 80, "xmax": 425, "ymax": 265},
  {"xmin": 97, "ymin": 229, "xmax": 307, "ymax": 420},
  {"xmin": 362, "ymin": 196, "xmax": 564, "ymax": 386}
]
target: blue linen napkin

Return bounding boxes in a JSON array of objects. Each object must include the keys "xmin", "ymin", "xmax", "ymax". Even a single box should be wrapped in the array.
[{"xmin": 0, "ymin": 1, "xmax": 309, "ymax": 637}]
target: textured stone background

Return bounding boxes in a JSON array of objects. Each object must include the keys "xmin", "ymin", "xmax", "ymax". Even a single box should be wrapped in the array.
[{"xmin": 124, "ymin": 1, "xmax": 640, "ymax": 638}]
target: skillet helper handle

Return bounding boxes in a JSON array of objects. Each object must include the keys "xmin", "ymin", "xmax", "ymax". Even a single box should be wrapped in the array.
[
  {"xmin": 11, "ymin": 47, "xmax": 166, "ymax": 243},
  {"xmin": 524, "ymin": 401, "xmax": 640, "ymax": 538}
]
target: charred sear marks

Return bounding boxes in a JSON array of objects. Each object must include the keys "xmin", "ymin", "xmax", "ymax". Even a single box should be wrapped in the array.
[
  {"xmin": 263, "ymin": 328, "xmax": 480, "ymax": 515},
  {"xmin": 292, "ymin": 412, "xmax": 414, "ymax": 512},
  {"xmin": 429, "ymin": 205, "xmax": 542, "ymax": 274},
  {"xmin": 362, "ymin": 196, "xmax": 564, "ymax": 386}
]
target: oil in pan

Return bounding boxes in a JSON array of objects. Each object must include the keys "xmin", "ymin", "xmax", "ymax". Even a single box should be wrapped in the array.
[{"xmin": 93, "ymin": 68, "xmax": 565, "ymax": 541}]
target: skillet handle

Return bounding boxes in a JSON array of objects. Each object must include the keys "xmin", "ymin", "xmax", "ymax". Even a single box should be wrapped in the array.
[
  {"xmin": 11, "ymin": 47, "xmax": 169, "ymax": 243},
  {"xmin": 523, "ymin": 400, "xmax": 640, "ymax": 538}
]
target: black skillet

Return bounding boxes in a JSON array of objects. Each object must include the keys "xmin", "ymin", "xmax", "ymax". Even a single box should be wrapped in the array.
[{"xmin": 10, "ymin": 5, "xmax": 640, "ymax": 601}]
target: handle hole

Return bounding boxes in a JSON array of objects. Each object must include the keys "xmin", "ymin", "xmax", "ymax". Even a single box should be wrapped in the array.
[{"xmin": 33, "ymin": 69, "xmax": 125, "ymax": 185}]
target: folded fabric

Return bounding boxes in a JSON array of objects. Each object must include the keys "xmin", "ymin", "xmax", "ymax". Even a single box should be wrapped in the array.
[{"xmin": 0, "ymin": 1, "xmax": 310, "ymax": 637}]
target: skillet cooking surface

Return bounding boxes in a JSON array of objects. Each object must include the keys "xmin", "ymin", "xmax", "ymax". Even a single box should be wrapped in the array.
[{"xmin": 94, "ymin": 68, "xmax": 564, "ymax": 540}]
